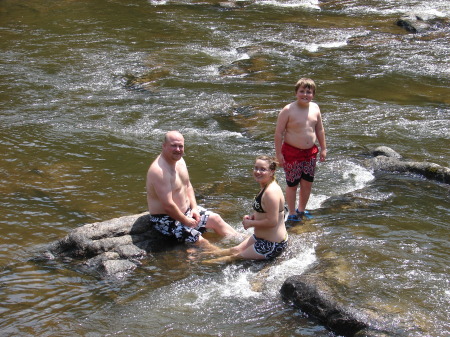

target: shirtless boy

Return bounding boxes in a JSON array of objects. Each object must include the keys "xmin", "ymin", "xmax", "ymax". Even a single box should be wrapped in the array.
[
  {"xmin": 274, "ymin": 78, "xmax": 327, "ymax": 221},
  {"xmin": 146, "ymin": 130, "xmax": 238, "ymax": 247}
]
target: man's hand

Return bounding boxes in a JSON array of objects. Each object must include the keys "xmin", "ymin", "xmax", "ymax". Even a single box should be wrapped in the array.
[
  {"xmin": 184, "ymin": 216, "xmax": 198, "ymax": 228},
  {"xmin": 191, "ymin": 208, "xmax": 200, "ymax": 222},
  {"xmin": 183, "ymin": 208, "xmax": 200, "ymax": 228}
]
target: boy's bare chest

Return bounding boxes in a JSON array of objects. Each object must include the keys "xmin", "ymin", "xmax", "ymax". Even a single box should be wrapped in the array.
[{"xmin": 289, "ymin": 111, "xmax": 316, "ymax": 128}]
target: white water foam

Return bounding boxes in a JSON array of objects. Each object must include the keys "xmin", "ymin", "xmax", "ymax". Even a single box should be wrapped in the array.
[
  {"xmin": 254, "ymin": 0, "xmax": 320, "ymax": 10},
  {"xmin": 148, "ymin": 0, "xmax": 320, "ymax": 9},
  {"xmin": 283, "ymin": 159, "xmax": 376, "ymax": 211},
  {"xmin": 185, "ymin": 246, "xmax": 317, "ymax": 308},
  {"xmin": 304, "ymin": 41, "xmax": 349, "ymax": 53},
  {"xmin": 261, "ymin": 245, "xmax": 317, "ymax": 296},
  {"xmin": 334, "ymin": 0, "xmax": 450, "ymax": 18}
]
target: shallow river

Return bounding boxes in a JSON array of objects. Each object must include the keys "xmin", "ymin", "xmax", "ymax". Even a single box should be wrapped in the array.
[{"xmin": 0, "ymin": 0, "xmax": 449, "ymax": 336}]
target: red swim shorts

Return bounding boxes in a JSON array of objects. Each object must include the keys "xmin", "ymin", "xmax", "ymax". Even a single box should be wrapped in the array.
[{"xmin": 281, "ymin": 143, "xmax": 318, "ymax": 186}]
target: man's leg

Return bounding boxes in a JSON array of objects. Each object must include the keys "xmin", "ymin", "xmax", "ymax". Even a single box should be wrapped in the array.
[{"xmin": 205, "ymin": 212, "xmax": 238, "ymax": 237}]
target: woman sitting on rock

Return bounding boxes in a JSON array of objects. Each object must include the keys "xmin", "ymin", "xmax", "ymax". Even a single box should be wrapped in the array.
[{"xmin": 204, "ymin": 156, "xmax": 288, "ymax": 263}]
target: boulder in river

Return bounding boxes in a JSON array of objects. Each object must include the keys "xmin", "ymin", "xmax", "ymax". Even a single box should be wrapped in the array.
[
  {"xmin": 46, "ymin": 212, "xmax": 178, "ymax": 278},
  {"xmin": 365, "ymin": 146, "xmax": 450, "ymax": 184},
  {"xmin": 281, "ymin": 270, "xmax": 413, "ymax": 337},
  {"xmin": 396, "ymin": 12, "xmax": 449, "ymax": 33}
]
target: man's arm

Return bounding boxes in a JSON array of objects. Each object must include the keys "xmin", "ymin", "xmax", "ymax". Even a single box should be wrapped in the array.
[
  {"xmin": 185, "ymin": 179, "xmax": 200, "ymax": 222},
  {"xmin": 180, "ymin": 160, "xmax": 200, "ymax": 223}
]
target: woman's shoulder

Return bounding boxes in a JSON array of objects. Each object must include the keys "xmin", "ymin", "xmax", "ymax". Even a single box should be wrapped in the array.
[{"xmin": 265, "ymin": 181, "xmax": 283, "ymax": 195}]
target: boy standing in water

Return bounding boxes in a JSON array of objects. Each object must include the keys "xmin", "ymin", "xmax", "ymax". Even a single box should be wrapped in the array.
[{"xmin": 274, "ymin": 78, "xmax": 327, "ymax": 221}]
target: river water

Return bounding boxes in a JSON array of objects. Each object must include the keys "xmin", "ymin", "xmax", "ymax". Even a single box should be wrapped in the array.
[{"xmin": 1, "ymin": 0, "xmax": 449, "ymax": 336}]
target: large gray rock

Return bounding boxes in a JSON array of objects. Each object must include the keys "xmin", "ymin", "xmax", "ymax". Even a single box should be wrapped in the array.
[
  {"xmin": 280, "ymin": 269, "xmax": 412, "ymax": 337},
  {"xmin": 281, "ymin": 274, "xmax": 379, "ymax": 337},
  {"xmin": 47, "ymin": 212, "xmax": 178, "ymax": 278},
  {"xmin": 365, "ymin": 146, "xmax": 450, "ymax": 184},
  {"xmin": 396, "ymin": 12, "xmax": 449, "ymax": 33}
]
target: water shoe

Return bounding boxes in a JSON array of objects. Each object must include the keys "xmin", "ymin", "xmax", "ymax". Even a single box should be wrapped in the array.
[
  {"xmin": 296, "ymin": 209, "xmax": 313, "ymax": 220},
  {"xmin": 286, "ymin": 214, "xmax": 301, "ymax": 222}
]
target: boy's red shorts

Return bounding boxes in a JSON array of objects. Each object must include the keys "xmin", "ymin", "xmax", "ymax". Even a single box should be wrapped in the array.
[{"xmin": 281, "ymin": 143, "xmax": 318, "ymax": 186}]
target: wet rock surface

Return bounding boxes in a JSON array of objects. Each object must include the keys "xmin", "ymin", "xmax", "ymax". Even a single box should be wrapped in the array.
[
  {"xmin": 396, "ymin": 12, "xmax": 449, "ymax": 33},
  {"xmin": 365, "ymin": 146, "xmax": 450, "ymax": 184},
  {"xmin": 280, "ymin": 270, "xmax": 409, "ymax": 337},
  {"xmin": 46, "ymin": 212, "xmax": 179, "ymax": 278}
]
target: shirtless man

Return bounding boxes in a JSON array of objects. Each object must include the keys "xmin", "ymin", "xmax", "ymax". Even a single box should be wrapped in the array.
[
  {"xmin": 274, "ymin": 78, "xmax": 327, "ymax": 221},
  {"xmin": 146, "ymin": 130, "xmax": 238, "ymax": 247}
]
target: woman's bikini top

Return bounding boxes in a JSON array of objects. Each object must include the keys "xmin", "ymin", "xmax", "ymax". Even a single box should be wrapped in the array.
[{"xmin": 252, "ymin": 185, "xmax": 284, "ymax": 213}]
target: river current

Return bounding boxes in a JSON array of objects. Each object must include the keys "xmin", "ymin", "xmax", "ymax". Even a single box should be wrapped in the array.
[{"xmin": 1, "ymin": 0, "xmax": 449, "ymax": 336}]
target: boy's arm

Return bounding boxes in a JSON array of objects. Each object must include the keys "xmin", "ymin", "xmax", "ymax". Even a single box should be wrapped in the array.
[
  {"xmin": 315, "ymin": 110, "xmax": 327, "ymax": 162},
  {"xmin": 274, "ymin": 107, "xmax": 289, "ymax": 166}
]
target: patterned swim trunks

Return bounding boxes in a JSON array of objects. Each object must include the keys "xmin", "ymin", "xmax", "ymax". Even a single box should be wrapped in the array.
[
  {"xmin": 282, "ymin": 142, "xmax": 318, "ymax": 186},
  {"xmin": 150, "ymin": 206, "xmax": 210, "ymax": 243},
  {"xmin": 253, "ymin": 234, "xmax": 288, "ymax": 260}
]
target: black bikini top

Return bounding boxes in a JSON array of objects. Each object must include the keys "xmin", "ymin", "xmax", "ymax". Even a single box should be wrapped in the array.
[
  {"xmin": 252, "ymin": 185, "xmax": 284, "ymax": 213},
  {"xmin": 252, "ymin": 186, "xmax": 267, "ymax": 213}
]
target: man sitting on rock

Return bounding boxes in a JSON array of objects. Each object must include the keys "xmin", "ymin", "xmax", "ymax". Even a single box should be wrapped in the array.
[{"xmin": 146, "ymin": 130, "xmax": 238, "ymax": 248}]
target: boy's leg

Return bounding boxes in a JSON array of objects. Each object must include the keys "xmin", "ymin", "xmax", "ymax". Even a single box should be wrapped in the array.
[
  {"xmin": 285, "ymin": 185, "xmax": 298, "ymax": 215},
  {"xmin": 297, "ymin": 179, "xmax": 313, "ymax": 213}
]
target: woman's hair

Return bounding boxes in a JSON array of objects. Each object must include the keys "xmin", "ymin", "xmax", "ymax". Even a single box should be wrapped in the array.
[
  {"xmin": 256, "ymin": 155, "xmax": 278, "ymax": 172},
  {"xmin": 295, "ymin": 77, "xmax": 316, "ymax": 94}
]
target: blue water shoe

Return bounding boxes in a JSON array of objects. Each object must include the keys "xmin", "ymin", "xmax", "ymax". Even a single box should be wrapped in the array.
[
  {"xmin": 286, "ymin": 214, "xmax": 301, "ymax": 222},
  {"xmin": 296, "ymin": 209, "xmax": 313, "ymax": 220}
]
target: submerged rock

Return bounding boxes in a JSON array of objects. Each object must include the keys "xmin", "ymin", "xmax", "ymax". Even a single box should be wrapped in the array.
[{"xmin": 280, "ymin": 272, "xmax": 407, "ymax": 337}]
